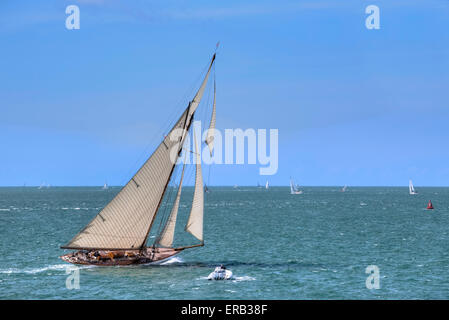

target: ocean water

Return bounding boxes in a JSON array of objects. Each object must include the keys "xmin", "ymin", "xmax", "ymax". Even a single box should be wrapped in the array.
[{"xmin": 1, "ymin": 186, "xmax": 449, "ymax": 299}]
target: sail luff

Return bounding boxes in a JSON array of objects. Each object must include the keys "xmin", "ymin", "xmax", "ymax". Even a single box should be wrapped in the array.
[
  {"xmin": 185, "ymin": 132, "xmax": 204, "ymax": 242},
  {"xmin": 62, "ymin": 54, "xmax": 216, "ymax": 251},
  {"xmin": 157, "ymin": 161, "xmax": 186, "ymax": 248},
  {"xmin": 205, "ymin": 78, "xmax": 216, "ymax": 156}
]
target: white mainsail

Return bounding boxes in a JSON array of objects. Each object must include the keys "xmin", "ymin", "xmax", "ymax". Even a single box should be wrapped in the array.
[
  {"xmin": 185, "ymin": 132, "xmax": 204, "ymax": 242},
  {"xmin": 205, "ymin": 79, "xmax": 216, "ymax": 156},
  {"xmin": 62, "ymin": 54, "xmax": 215, "ymax": 250},
  {"xmin": 409, "ymin": 180, "xmax": 417, "ymax": 195},
  {"xmin": 265, "ymin": 181, "xmax": 269, "ymax": 189},
  {"xmin": 157, "ymin": 162, "xmax": 186, "ymax": 248}
]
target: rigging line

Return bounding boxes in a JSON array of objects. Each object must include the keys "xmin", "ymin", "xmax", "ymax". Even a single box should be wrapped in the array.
[
  {"xmin": 152, "ymin": 140, "xmax": 189, "ymax": 246},
  {"xmin": 158, "ymin": 57, "xmax": 213, "ymax": 140},
  {"xmin": 139, "ymin": 107, "xmax": 197, "ymax": 250},
  {"xmin": 207, "ymin": 163, "xmax": 212, "ymax": 188},
  {"xmin": 117, "ymin": 56, "xmax": 212, "ymax": 189},
  {"xmin": 154, "ymin": 141, "xmax": 193, "ymax": 247},
  {"xmin": 152, "ymin": 161, "xmax": 181, "ymax": 245},
  {"xmin": 202, "ymin": 67, "xmax": 215, "ymax": 193},
  {"xmin": 148, "ymin": 149, "xmax": 186, "ymax": 247},
  {"xmin": 154, "ymin": 100, "xmax": 209, "ymax": 247},
  {"xmin": 202, "ymin": 84, "xmax": 213, "ymax": 190},
  {"xmin": 201, "ymin": 65, "xmax": 215, "ymax": 150},
  {"xmin": 97, "ymin": 111, "xmax": 189, "ymax": 249}
]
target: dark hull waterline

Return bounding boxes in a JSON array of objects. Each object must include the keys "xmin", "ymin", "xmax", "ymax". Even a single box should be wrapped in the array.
[{"xmin": 60, "ymin": 247, "xmax": 183, "ymax": 266}]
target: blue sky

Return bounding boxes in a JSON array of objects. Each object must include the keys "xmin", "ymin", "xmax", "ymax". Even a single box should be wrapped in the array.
[{"xmin": 1, "ymin": 0, "xmax": 448, "ymax": 186}]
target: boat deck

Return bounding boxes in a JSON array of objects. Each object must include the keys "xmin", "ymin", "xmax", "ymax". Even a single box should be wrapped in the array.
[{"xmin": 60, "ymin": 247, "xmax": 181, "ymax": 266}]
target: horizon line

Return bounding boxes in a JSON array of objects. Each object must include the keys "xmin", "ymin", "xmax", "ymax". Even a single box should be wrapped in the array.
[{"xmin": 1, "ymin": 185, "xmax": 448, "ymax": 188}]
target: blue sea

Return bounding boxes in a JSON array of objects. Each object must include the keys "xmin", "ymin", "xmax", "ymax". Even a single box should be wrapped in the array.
[{"xmin": 1, "ymin": 186, "xmax": 449, "ymax": 299}]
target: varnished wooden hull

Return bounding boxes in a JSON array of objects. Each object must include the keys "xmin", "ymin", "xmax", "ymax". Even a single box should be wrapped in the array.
[{"xmin": 60, "ymin": 247, "xmax": 182, "ymax": 266}]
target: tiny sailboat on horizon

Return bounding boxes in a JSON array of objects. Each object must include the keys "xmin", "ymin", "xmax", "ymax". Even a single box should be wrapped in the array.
[
  {"xmin": 409, "ymin": 180, "xmax": 418, "ymax": 195},
  {"xmin": 290, "ymin": 178, "xmax": 303, "ymax": 195}
]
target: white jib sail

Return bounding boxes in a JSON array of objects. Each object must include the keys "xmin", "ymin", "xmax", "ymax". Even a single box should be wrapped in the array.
[{"xmin": 185, "ymin": 132, "xmax": 204, "ymax": 242}]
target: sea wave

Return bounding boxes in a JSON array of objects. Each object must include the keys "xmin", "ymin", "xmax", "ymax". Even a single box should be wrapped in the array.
[
  {"xmin": 232, "ymin": 275, "xmax": 256, "ymax": 282},
  {"xmin": 159, "ymin": 256, "xmax": 184, "ymax": 265},
  {"xmin": 0, "ymin": 264, "xmax": 94, "ymax": 275},
  {"xmin": 147, "ymin": 256, "xmax": 185, "ymax": 266}
]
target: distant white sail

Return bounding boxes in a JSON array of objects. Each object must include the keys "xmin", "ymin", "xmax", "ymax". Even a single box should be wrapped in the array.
[
  {"xmin": 290, "ymin": 178, "xmax": 303, "ymax": 194},
  {"xmin": 409, "ymin": 180, "xmax": 417, "ymax": 195},
  {"xmin": 265, "ymin": 181, "xmax": 269, "ymax": 189}
]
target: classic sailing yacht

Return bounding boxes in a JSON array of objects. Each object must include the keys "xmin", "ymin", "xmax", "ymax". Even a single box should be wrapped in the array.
[
  {"xmin": 290, "ymin": 178, "xmax": 303, "ymax": 195},
  {"xmin": 409, "ymin": 180, "xmax": 418, "ymax": 195},
  {"xmin": 60, "ymin": 53, "xmax": 217, "ymax": 266}
]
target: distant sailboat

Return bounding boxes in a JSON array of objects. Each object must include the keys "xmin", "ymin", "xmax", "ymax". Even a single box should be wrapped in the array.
[
  {"xmin": 38, "ymin": 182, "xmax": 46, "ymax": 189},
  {"xmin": 60, "ymin": 52, "xmax": 217, "ymax": 266},
  {"xmin": 409, "ymin": 180, "xmax": 418, "ymax": 195},
  {"xmin": 204, "ymin": 184, "xmax": 210, "ymax": 193},
  {"xmin": 290, "ymin": 178, "xmax": 303, "ymax": 195},
  {"xmin": 265, "ymin": 181, "xmax": 269, "ymax": 189},
  {"xmin": 341, "ymin": 185, "xmax": 347, "ymax": 192},
  {"xmin": 102, "ymin": 183, "xmax": 108, "ymax": 190}
]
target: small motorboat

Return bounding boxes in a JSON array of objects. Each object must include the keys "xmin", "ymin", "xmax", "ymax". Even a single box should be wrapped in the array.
[{"xmin": 207, "ymin": 265, "xmax": 233, "ymax": 280}]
